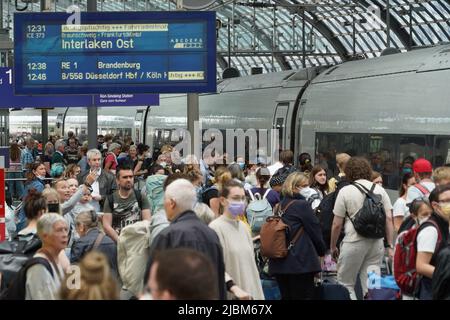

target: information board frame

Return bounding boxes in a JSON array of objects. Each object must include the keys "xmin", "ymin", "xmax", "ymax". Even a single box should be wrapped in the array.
[{"xmin": 14, "ymin": 11, "xmax": 217, "ymax": 95}]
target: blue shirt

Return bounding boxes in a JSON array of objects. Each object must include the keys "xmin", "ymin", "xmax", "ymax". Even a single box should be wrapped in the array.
[{"xmin": 20, "ymin": 148, "xmax": 34, "ymax": 171}]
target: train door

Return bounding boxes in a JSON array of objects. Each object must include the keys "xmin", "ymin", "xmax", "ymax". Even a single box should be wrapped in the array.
[{"xmin": 273, "ymin": 103, "xmax": 289, "ymax": 151}]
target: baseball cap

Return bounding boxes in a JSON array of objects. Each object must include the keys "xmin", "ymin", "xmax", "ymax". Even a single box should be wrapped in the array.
[{"xmin": 413, "ymin": 158, "xmax": 432, "ymax": 173}]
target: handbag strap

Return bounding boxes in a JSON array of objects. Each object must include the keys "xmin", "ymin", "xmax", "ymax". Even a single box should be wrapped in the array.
[
  {"xmin": 277, "ymin": 199, "xmax": 304, "ymax": 249},
  {"xmin": 262, "ymin": 188, "xmax": 271, "ymax": 199},
  {"xmin": 248, "ymin": 189, "xmax": 255, "ymax": 201},
  {"xmin": 37, "ymin": 248, "xmax": 64, "ymax": 282},
  {"xmin": 92, "ymin": 232, "xmax": 105, "ymax": 251},
  {"xmin": 288, "ymin": 226, "xmax": 304, "ymax": 250},
  {"xmin": 275, "ymin": 200, "xmax": 296, "ymax": 217},
  {"xmin": 352, "ymin": 181, "xmax": 370, "ymax": 194}
]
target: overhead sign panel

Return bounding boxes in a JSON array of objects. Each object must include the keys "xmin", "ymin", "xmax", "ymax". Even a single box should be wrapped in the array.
[
  {"xmin": 14, "ymin": 11, "xmax": 216, "ymax": 95},
  {"xmin": 0, "ymin": 67, "xmax": 91, "ymax": 107},
  {"xmin": 0, "ymin": 68, "xmax": 159, "ymax": 108}
]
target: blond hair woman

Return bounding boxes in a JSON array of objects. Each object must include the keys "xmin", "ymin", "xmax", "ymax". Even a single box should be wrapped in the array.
[
  {"xmin": 269, "ymin": 172, "xmax": 326, "ymax": 300},
  {"xmin": 59, "ymin": 251, "xmax": 119, "ymax": 300}
]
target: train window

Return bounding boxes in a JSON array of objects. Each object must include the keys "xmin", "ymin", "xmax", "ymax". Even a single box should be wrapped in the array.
[
  {"xmin": 433, "ymin": 137, "xmax": 450, "ymax": 167},
  {"xmin": 399, "ymin": 136, "xmax": 429, "ymax": 163},
  {"xmin": 273, "ymin": 103, "xmax": 289, "ymax": 150},
  {"xmin": 316, "ymin": 133, "xmax": 433, "ymax": 190},
  {"xmin": 135, "ymin": 110, "xmax": 143, "ymax": 121}
]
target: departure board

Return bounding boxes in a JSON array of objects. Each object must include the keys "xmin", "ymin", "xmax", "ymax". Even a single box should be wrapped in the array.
[{"xmin": 14, "ymin": 11, "xmax": 216, "ymax": 95}]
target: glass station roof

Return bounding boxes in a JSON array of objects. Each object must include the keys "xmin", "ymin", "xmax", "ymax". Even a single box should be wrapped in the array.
[{"xmin": 1, "ymin": 0, "xmax": 449, "ymax": 77}]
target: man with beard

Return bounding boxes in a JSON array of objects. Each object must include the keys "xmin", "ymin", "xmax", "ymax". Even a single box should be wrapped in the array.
[{"xmin": 103, "ymin": 164, "xmax": 151, "ymax": 242}]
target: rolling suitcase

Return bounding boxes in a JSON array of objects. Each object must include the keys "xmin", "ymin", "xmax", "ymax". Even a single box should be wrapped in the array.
[{"xmin": 315, "ymin": 272, "xmax": 351, "ymax": 300}]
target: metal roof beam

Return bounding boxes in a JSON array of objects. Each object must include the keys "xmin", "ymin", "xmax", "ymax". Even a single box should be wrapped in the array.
[
  {"xmin": 217, "ymin": 56, "xmax": 228, "ymax": 70},
  {"xmin": 217, "ymin": 6, "xmax": 292, "ymax": 70},
  {"xmin": 369, "ymin": 0, "xmax": 415, "ymax": 48},
  {"xmin": 274, "ymin": 0, "xmax": 349, "ymax": 61}
]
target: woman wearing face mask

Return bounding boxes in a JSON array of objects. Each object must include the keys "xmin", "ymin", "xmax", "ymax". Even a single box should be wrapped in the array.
[
  {"xmin": 42, "ymin": 188, "xmax": 61, "ymax": 214},
  {"xmin": 395, "ymin": 197, "xmax": 432, "ymax": 300},
  {"xmin": 397, "ymin": 197, "xmax": 432, "ymax": 234},
  {"xmin": 268, "ymin": 172, "xmax": 326, "ymax": 300},
  {"xmin": 415, "ymin": 185, "xmax": 450, "ymax": 300},
  {"xmin": 16, "ymin": 162, "xmax": 49, "ymax": 231},
  {"xmin": 209, "ymin": 180, "xmax": 265, "ymax": 300},
  {"xmin": 295, "ymin": 173, "xmax": 321, "ymax": 210},
  {"xmin": 393, "ymin": 173, "xmax": 416, "ymax": 232}
]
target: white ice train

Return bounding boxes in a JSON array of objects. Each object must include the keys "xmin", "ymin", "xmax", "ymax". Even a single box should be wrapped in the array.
[{"xmin": 9, "ymin": 44, "xmax": 450, "ymax": 191}]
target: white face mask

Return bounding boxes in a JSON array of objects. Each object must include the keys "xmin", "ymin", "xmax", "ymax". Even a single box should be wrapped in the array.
[
  {"xmin": 299, "ymin": 187, "xmax": 315, "ymax": 199},
  {"xmin": 417, "ymin": 217, "xmax": 428, "ymax": 224},
  {"xmin": 37, "ymin": 175, "xmax": 45, "ymax": 180}
]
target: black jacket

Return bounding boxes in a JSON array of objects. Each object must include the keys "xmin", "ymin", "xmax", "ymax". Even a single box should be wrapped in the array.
[
  {"xmin": 145, "ymin": 211, "xmax": 226, "ymax": 299},
  {"xmin": 269, "ymin": 194, "xmax": 326, "ymax": 275},
  {"xmin": 417, "ymin": 212, "xmax": 449, "ymax": 299},
  {"xmin": 432, "ymin": 245, "xmax": 450, "ymax": 300},
  {"xmin": 77, "ymin": 169, "xmax": 117, "ymax": 209},
  {"xmin": 70, "ymin": 228, "xmax": 118, "ymax": 277}
]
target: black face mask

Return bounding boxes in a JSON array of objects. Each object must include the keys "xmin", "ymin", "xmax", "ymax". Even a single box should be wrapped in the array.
[{"xmin": 47, "ymin": 203, "xmax": 60, "ymax": 213}]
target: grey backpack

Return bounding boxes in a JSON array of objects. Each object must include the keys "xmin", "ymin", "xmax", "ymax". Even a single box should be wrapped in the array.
[{"xmin": 246, "ymin": 189, "xmax": 273, "ymax": 235}]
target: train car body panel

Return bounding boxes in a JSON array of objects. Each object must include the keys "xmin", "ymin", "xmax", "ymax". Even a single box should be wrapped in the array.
[{"xmin": 298, "ymin": 45, "xmax": 450, "ymax": 193}]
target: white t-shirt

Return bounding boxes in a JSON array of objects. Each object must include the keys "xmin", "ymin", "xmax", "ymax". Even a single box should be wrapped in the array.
[
  {"xmin": 417, "ymin": 226, "xmax": 439, "ymax": 253},
  {"xmin": 393, "ymin": 197, "xmax": 410, "ymax": 218},
  {"xmin": 333, "ymin": 179, "xmax": 393, "ymax": 243},
  {"xmin": 268, "ymin": 162, "xmax": 283, "ymax": 176},
  {"xmin": 406, "ymin": 181, "xmax": 435, "ymax": 204},
  {"xmin": 90, "ymin": 168, "xmax": 102, "ymax": 197}
]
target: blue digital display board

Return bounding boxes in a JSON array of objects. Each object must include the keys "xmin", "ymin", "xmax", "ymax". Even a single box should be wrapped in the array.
[
  {"xmin": 14, "ymin": 11, "xmax": 216, "ymax": 95},
  {"xmin": 0, "ymin": 68, "xmax": 159, "ymax": 108}
]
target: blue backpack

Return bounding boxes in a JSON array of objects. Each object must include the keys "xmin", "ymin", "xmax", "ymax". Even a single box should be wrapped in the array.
[{"xmin": 246, "ymin": 189, "xmax": 273, "ymax": 235}]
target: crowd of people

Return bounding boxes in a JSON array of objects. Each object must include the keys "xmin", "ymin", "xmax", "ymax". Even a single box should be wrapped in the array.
[{"xmin": 1, "ymin": 132, "xmax": 450, "ymax": 300}]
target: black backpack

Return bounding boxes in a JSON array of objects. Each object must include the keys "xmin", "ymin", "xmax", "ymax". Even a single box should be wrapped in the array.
[
  {"xmin": 201, "ymin": 185, "xmax": 218, "ymax": 205},
  {"xmin": 0, "ymin": 234, "xmax": 42, "ymax": 291},
  {"xmin": 316, "ymin": 179, "xmax": 349, "ymax": 249},
  {"xmin": 347, "ymin": 182, "xmax": 386, "ymax": 239},
  {"xmin": 0, "ymin": 257, "xmax": 53, "ymax": 300},
  {"xmin": 269, "ymin": 165, "xmax": 297, "ymax": 187}
]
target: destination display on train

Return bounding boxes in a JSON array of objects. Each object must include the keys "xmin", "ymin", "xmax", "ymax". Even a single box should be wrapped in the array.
[{"xmin": 14, "ymin": 11, "xmax": 216, "ymax": 95}]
